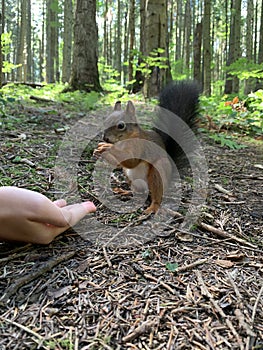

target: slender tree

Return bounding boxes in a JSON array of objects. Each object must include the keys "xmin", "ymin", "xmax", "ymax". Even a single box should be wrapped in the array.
[
  {"xmin": 245, "ymin": 0, "xmax": 255, "ymax": 94},
  {"xmin": 115, "ymin": 0, "xmax": 122, "ymax": 79},
  {"xmin": 26, "ymin": 0, "xmax": 32, "ymax": 82},
  {"xmin": 17, "ymin": 0, "xmax": 27, "ymax": 81},
  {"xmin": 68, "ymin": 0, "xmax": 102, "ymax": 92},
  {"xmin": 225, "ymin": 0, "xmax": 241, "ymax": 94},
  {"xmin": 128, "ymin": 0, "xmax": 135, "ymax": 84},
  {"xmin": 193, "ymin": 22, "xmax": 202, "ymax": 84},
  {"xmin": 46, "ymin": 0, "xmax": 59, "ymax": 83},
  {"xmin": 143, "ymin": 0, "xmax": 169, "ymax": 97},
  {"xmin": 203, "ymin": 0, "xmax": 211, "ymax": 95},
  {"xmin": 256, "ymin": 0, "xmax": 263, "ymax": 89},
  {"xmin": 62, "ymin": 0, "xmax": 73, "ymax": 83}
]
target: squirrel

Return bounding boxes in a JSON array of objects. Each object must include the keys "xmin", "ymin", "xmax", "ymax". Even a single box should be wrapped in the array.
[{"xmin": 94, "ymin": 80, "xmax": 200, "ymax": 214}]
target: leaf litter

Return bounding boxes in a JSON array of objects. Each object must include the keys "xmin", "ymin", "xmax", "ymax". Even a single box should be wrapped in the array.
[{"xmin": 0, "ymin": 100, "xmax": 262, "ymax": 350}]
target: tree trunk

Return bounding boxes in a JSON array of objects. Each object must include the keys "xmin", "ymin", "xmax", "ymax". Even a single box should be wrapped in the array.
[
  {"xmin": 62, "ymin": 0, "xmax": 73, "ymax": 83},
  {"xmin": 224, "ymin": 0, "xmax": 241, "ymax": 94},
  {"xmin": 26, "ymin": 0, "xmax": 32, "ymax": 82},
  {"xmin": 46, "ymin": 0, "xmax": 58, "ymax": 83},
  {"xmin": 255, "ymin": 0, "xmax": 263, "ymax": 90},
  {"xmin": 132, "ymin": 0, "xmax": 145, "ymax": 92},
  {"xmin": 184, "ymin": 0, "xmax": 191, "ymax": 76},
  {"xmin": 245, "ymin": 0, "xmax": 255, "ymax": 94},
  {"xmin": 115, "ymin": 0, "xmax": 122, "ymax": 80},
  {"xmin": 175, "ymin": 0, "xmax": 182, "ymax": 62},
  {"xmin": 128, "ymin": 0, "xmax": 135, "ymax": 84},
  {"xmin": 143, "ymin": 0, "xmax": 170, "ymax": 98},
  {"xmin": 193, "ymin": 22, "xmax": 202, "ymax": 84},
  {"xmin": 17, "ymin": 0, "xmax": 27, "ymax": 81},
  {"xmin": 68, "ymin": 0, "xmax": 102, "ymax": 92},
  {"xmin": 203, "ymin": 0, "xmax": 211, "ymax": 96}
]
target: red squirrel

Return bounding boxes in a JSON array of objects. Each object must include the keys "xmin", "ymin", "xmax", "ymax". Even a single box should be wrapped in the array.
[{"xmin": 94, "ymin": 80, "xmax": 200, "ymax": 214}]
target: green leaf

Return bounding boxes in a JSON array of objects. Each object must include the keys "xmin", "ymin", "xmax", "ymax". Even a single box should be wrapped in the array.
[{"xmin": 166, "ymin": 262, "xmax": 178, "ymax": 272}]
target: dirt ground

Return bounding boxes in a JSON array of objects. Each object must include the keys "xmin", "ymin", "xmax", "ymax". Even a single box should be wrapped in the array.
[{"xmin": 0, "ymin": 100, "xmax": 262, "ymax": 350}]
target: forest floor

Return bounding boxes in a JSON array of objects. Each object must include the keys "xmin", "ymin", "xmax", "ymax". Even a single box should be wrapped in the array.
[{"xmin": 0, "ymin": 96, "xmax": 262, "ymax": 350}]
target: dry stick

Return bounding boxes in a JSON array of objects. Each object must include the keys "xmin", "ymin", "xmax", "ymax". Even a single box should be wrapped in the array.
[
  {"xmin": 103, "ymin": 246, "xmax": 112, "ymax": 268},
  {"xmin": 143, "ymin": 273, "xmax": 176, "ymax": 295},
  {"xmin": 251, "ymin": 284, "xmax": 263, "ymax": 325},
  {"xmin": 215, "ymin": 183, "xmax": 233, "ymax": 196},
  {"xmin": 1, "ymin": 250, "xmax": 76, "ymax": 301},
  {"xmin": 199, "ymin": 222, "xmax": 257, "ymax": 249},
  {"xmin": 0, "ymin": 317, "xmax": 43, "ymax": 342},
  {"xmin": 228, "ymin": 274, "xmax": 257, "ymax": 338},
  {"xmin": 122, "ymin": 319, "xmax": 158, "ymax": 343},
  {"xmin": 176, "ymin": 258, "xmax": 208, "ymax": 273},
  {"xmin": 196, "ymin": 270, "xmax": 244, "ymax": 350},
  {"xmin": 246, "ymin": 284, "xmax": 263, "ymax": 350}
]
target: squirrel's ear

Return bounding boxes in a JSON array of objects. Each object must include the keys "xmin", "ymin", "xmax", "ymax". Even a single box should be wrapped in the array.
[
  {"xmin": 126, "ymin": 101, "xmax": 135, "ymax": 116},
  {"xmin": 114, "ymin": 101, "xmax": 122, "ymax": 111}
]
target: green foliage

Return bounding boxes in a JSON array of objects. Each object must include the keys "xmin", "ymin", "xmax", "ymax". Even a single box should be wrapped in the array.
[
  {"xmin": 165, "ymin": 262, "xmax": 178, "ymax": 272},
  {"xmin": 98, "ymin": 58, "xmax": 128, "ymax": 102},
  {"xmin": 209, "ymin": 133, "xmax": 247, "ymax": 149},
  {"xmin": 200, "ymin": 91, "xmax": 263, "ymax": 137},
  {"xmin": 225, "ymin": 58, "xmax": 263, "ymax": 80},
  {"xmin": 170, "ymin": 59, "xmax": 189, "ymax": 80},
  {"xmin": 127, "ymin": 48, "xmax": 169, "ymax": 84},
  {"xmin": 1, "ymin": 83, "xmax": 100, "ymax": 111},
  {"xmin": 1, "ymin": 32, "xmax": 21, "ymax": 73}
]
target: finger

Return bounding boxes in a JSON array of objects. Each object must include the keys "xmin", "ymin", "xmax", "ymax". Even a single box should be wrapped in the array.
[
  {"xmin": 60, "ymin": 201, "xmax": 96, "ymax": 227},
  {"xmin": 53, "ymin": 199, "xmax": 67, "ymax": 208}
]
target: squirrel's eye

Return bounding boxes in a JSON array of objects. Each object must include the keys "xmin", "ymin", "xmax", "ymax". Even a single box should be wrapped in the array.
[{"xmin": 117, "ymin": 121, "xmax": 126, "ymax": 130}]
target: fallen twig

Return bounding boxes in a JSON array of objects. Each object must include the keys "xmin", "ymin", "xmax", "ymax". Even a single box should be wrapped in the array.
[
  {"xmin": 122, "ymin": 318, "xmax": 158, "ymax": 343},
  {"xmin": 196, "ymin": 270, "xmax": 244, "ymax": 350},
  {"xmin": 199, "ymin": 222, "xmax": 257, "ymax": 248},
  {"xmin": 1, "ymin": 250, "xmax": 76, "ymax": 302}
]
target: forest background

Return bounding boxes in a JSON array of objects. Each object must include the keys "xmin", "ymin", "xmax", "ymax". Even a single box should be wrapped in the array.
[{"xmin": 0, "ymin": 0, "xmax": 262, "ymax": 138}]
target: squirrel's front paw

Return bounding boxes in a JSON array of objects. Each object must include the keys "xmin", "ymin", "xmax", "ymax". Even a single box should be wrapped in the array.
[{"xmin": 93, "ymin": 142, "xmax": 113, "ymax": 158}]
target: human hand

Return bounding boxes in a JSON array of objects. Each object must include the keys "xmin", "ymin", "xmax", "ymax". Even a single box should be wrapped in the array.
[{"xmin": 0, "ymin": 186, "xmax": 96, "ymax": 244}]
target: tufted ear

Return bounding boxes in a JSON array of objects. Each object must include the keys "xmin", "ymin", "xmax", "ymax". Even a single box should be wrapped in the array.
[
  {"xmin": 114, "ymin": 101, "xmax": 122, "ymax": 111},
  {"xmin": 126, "ymin": 101, "xmax": 135, "ymax": 116}
]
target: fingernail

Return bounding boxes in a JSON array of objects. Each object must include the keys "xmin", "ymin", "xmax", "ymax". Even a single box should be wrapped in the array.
[{"xmin": 82, "ymin": 201, "xmax": 96, "ymax": 212}]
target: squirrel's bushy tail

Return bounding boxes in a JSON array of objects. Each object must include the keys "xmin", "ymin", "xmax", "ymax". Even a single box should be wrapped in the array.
[{"xmin": 154, "ymin": 80, "xmax": 201, "ymax": 164}]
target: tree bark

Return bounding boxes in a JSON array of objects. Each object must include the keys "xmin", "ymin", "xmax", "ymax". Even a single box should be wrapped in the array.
[
  {"xmin": 68, "ymin": 0, "xmax": 102, "ymax": 92},
  {"xmin": 203, "ymin": 0, "xmax": 211, "ymax": 96},
  {"xmin": 143, "ymin": 0, "xmax": 170, "ymax": 98},
  {"xmin": 17, "ymin": 0, "xmax": 27, "ymax": 81},
  {"xmin": 224, "ymin": 0, "xmax": 241, "ymax": 94},
  {"xmin": 193, "ymin": 22, "xmax": 202, "ymax": 84},
  {"xmin": 62, "ymin": 0, "xmax": 73, "ymax": 83}
]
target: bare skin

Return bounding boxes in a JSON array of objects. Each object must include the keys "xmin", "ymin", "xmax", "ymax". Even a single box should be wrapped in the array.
[{"xmin": 0, "ymin": 186, "xmax": 96, "ymax": 244}]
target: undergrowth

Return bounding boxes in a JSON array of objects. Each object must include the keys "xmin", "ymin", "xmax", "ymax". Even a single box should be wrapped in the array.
[{"xmin": 0, "ymin": 83, "xmax": 262, "ymax": 150}]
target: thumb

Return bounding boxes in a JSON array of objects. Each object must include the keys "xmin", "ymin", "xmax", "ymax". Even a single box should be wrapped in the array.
[{"xmin": 61, "ymin": 201, "xmax": 96, "ymax": 227}]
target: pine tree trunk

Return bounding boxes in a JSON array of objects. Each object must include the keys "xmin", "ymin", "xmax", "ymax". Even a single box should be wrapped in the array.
[
  {"xmin": 203, "ymin": 0, "xmax": 211, "ymax": 96},
  {"xmin": 115, "ymin": 0, "xmax": 122, "ymax": 80},
  {"xmin": 128, "ymin": 0, "xmax": 135, "ymax": 84},
  {"xmin": 245, "ymin": 0, "xmax": 255, "ymax": 94},
  {"xmin": 69, "ymin": 0, "xmax": 102, "ymax": 92},
  {"xmin": 225, "ymin": 0, "xmax": 241, "ymax": 94},
  {"xmin": 193, "ymin": 22, "xmax": 202, "ymax": 84},
  {"xmin": 132, "ymin": 0, "xmax": 145, "ymax": 92},
  {"xmin": 143, "ymin": 0, "xmax": 170, "ymax": 98},
  {"xmin": 184, "ymin": 0, "xmax": 191, "ymax": 75},
  {"xmin": 46, "ymin": 0, "xmax": 58, "ymax": 83},
  {"xmin": 62, "ymin": 0, "xmax": 73, "ymax": 83},
  {"xmin": 255, "ymin": 0, "xmax": 263, "ymax": 90},
  {"xmin": 17, "ymin": 0, "xmax": 27, "ymax": 81},
  {"xmin": 26, "ymin": 0, "xmax": 32, "ymax": 82},
  {"xmin": 175, "ymin": 0, "xmax": 182, "ymax": 62}
]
